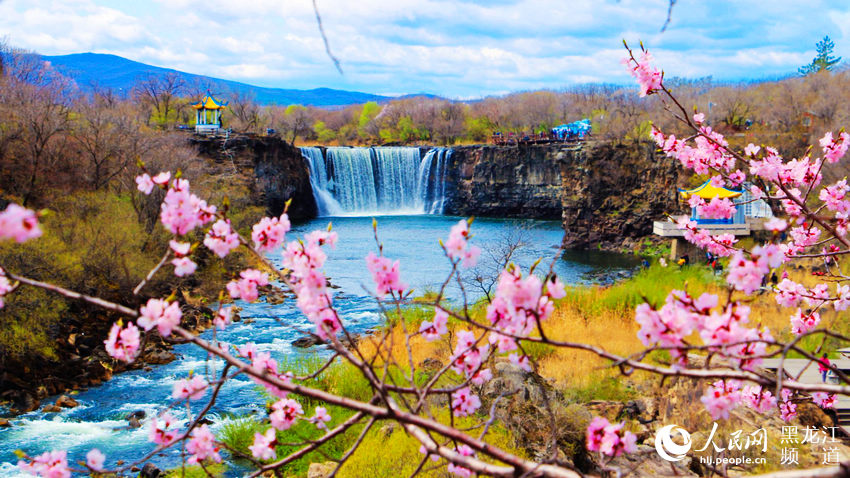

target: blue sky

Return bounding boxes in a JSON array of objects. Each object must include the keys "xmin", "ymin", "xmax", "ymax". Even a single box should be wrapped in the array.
[{"xmin": 1, "ymin": 0, "xmax": 849, "ymax": 98}]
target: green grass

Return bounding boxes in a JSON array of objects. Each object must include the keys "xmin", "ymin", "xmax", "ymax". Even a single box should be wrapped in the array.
[
  {"xmin": 562, "ymin": 376, "xmax": 637, "ymax": 403},
  {"xmin": 558, "ymin": 264, "xmax": 718, "ymax": 316},
  {"xmin": 164, "ymin": 463, "xmax": 228, "ymax": 477},
  {"xmin": 219, "ymin": 416, "xmax": 265, "ymax": 454}
]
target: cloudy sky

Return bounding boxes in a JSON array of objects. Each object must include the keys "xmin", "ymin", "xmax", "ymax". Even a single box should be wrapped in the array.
[{"xmin": 1, "ymin": 0, "xmax": 849, "ymax": 98}]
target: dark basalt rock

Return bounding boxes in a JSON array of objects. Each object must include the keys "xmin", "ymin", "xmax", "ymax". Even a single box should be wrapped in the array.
[
  {"xmin": 55, "ymin": 395, "xmax": 78, "ymax": 408},
  {"xmin": 444, "ymin": 144, "xmax": 565, "ymax": 220},
  {"xmin": 126, "ymin": 410, "xmax": 146, "ymax": 420},
  {"xmin": 292, "ymin": 334, "xmax": 324, "ymax": 348},
  {"xmin": 192, "ymin": 134, "xmax": 317, "ymax": 221},
  {"xmin": 558, "ymin": 141, "xmax": 682, "ymax": 251},
  {"xmin": 140, "ymin": 463, "xmax": 162, "ymax": 478},
  {"xmin": 442, "ymin": 141, "xmax": 683, "ymax": 251}
]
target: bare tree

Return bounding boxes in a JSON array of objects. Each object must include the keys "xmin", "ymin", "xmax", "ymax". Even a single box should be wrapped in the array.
[
  {"xmin": 133, "ymin": 72, "xmax": 185, "ymax": 127},
  {"xmin": 463, "ymin": 222, "xmax": 531, "ymax": 300}
]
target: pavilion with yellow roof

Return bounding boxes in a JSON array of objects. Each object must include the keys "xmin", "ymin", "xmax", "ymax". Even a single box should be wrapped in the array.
[
  {"xmin": 192, "ymin": 92, "xmax": 228, "ymax": 134},
  {"xmin": 678, "ymin": 180, "xmax": 747, "ymax": 225},
  {"xmin": 653, "ymin": 180, "xmax": 774, "ymax": 259}
]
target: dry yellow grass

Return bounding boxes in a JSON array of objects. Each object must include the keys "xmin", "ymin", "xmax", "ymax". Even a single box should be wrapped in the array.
[{"xmin": 357, "ymin": 263, "xmax": 848, "ymax": 395}]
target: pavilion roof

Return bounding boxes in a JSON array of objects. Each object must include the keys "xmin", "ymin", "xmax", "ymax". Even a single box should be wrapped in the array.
[
  {"xmin": 191, "ymin": 93, "xmax": 228, "ymax": 110},
  {"xmin": 678, "ymin": 180, "xmax": 743, "ymax": 200}
]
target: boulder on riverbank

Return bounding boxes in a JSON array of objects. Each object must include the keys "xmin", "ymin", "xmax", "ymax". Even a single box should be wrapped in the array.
[{"xmin": 55, "ymin": 395, "xmax": 78, "ymax": 408}]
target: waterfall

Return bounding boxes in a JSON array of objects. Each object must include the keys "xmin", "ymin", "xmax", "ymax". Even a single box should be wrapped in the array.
[
  {"xmin": 301, "ymin": 147, "xmax": 343, "ymax": 216},
  {"xmin": 300, "ymin": 146, "xmax": 450, "ymax": 216},
  {"xmin": 416, "ymin": 148, "xmax": 451, "ymax": 214}
]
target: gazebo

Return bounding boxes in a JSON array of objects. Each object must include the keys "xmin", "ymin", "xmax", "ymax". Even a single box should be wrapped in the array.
[
  {"xmin": 653, "ymin": 180, "xmax": 769, "ymax": 261},
  {"xmin": 192, "ymin": 93, "xmax": 227, "ymax": 134},
  {"xmin": 678, "ymin": 181, "xmax": 747, "ymax": 226}
]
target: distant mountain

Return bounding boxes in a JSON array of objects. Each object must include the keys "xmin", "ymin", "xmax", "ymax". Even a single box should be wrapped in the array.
[{"xmin": 41, "ymin": 52, "xmax": 404, "ymax": 107}]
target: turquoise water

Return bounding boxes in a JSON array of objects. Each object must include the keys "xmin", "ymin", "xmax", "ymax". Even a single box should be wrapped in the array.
[{"xmin": 0, "ymin": 215, "xmax": 637, "ymax": 476}]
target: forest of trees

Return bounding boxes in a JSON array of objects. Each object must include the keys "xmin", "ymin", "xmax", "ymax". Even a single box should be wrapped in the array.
[{"xmin": 3, "ymin": 39, "xmax": 850, "ymax": 208}]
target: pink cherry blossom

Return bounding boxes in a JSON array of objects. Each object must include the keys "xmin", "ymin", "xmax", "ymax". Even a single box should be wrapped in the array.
[
  {"xmin": 634, "ymin": 291, "xmax": 700, "ymax": 354},
  {"xmin": 764, "ymin": 218, "xmax": 787, "ymax": 232},
  {"xmin": 151, "ymin": 171, "xmax": 171, "ymax": 185},
  {"xmin": 17, "ymin": 450, "xmax": 70, "ymax": 478},
  {"xmin": 310, "ymin": 406, "xmax": 332, "ymax": 430},
  {"xmin": 238, "ymin": 342, "xmax": 258, "ymax": 361},
  {"xmin": 0, "ymin": 269, "xmax": 13, "ymax": 309},
  {"xmin": 137, "ymin": 298, "xmax": 182, "ymax": 336},
  {"xmin": 270, "ymin": 398, "xmax": 303, "ymax": 430},
  {"xmin": 820, "ymin": 131, "xmax": 850, "ymax": 163},
  {"xmin": 204, "ymin": 219, "xmax": 240, "ymax": 258},
  {"xmin": 85, "ymin": 448, "xmax": 105, "ymax": 471},
  {"xmin": 812, "ymin": 392, "xmax": 836, "ymax": 409},
  {"xmin": 446, "ymin": 444, "xmax": 475, "ymax": 477},
  {"xmin": 726, "ymin": 251, "xmax": 767, "ymax": 295},
  {"xmin": 249, "ymin": 428, "xmax": 277, "ymax": 461},
  {"xmin": 149, "ymin": 412, "xmax": 178, "ymax": 446},
  {"xmin": 135, "ymin": 173, "xmax": 154, "ymax": 194},
  {"xmin": 186, "ymin": 424, "xmax": 221, "ymax": 464},
  {"xmin": 365, "ymin": 252, "xmax": 407, "ymax": 296},
  {"xmin": 835, "ymin": 284, "xmax": 850, "ymax": 311},
  {"xmin": 790, "ymin": 309, "xmax": 820, "ymax": 336},
  {"xmin": 693, "ymin": 112, "xmax": 705, "ymax": 124},
  {"xmin": 159, "ymin": 179, "xmax": 215, "ymax": 235},
  {"xmin": 419, "ymin": 307, "xmax": 449, "ymax": 341},
  {"xmin": 304, "ymin": 229, "xmax": 338, "ymax": 249},
  {"xmin": 214, "ymin": 306, "xmax": 233, "ymax": 329},
  {"xmin": 251, "ymin": 214, "xmax": 291, "ymax": 251},
  {"xmin": 451, "ymin": 330, "xmax": 488, "ymax": 379},
  {"xmin": 172, "ymin": 257, "xmax": 197, "ymax": 277},
  {"xmin": 172, "ymin": 375, "xmax": 208, "ymax": 400},
  {"xmin": 624, "ymin": 50, "xmax": 662, "ymax": 97},
  {"xmin": 774, "ymin": 279, "xmax": 806, "ymax": 307},
  {"xmin": 444, "ymin": 219, "xmax": 480, "ymax": 268},
  {"xmin": 451, "ymin": 386, "xmax": 481, "ymax": 417},
  {"xmin": 585, "ymin": 416, "xmax": 637, "ymax": 457},
  {"xmin": 819, "ymin": 179, "xmax": 850, "ymax": 213},
  {"xmin": 0, "ymin": 203, "xmax": 42, "ymax": 243},
  {"xmin": 804, "ymin": 283, "xmax": 830, "ymax": 307},
  {"xmin": 104, "ymin": 321, "xmax": 141, "ymax": 363},
  {"xmin": 744, "ymin": 143, "xmax": 761, "ymax": 157},
  {"xmin": 780, "ymin": 389, "xmax": 797, "ymax": 421},
  {"xmin": 509, "ymin": 353, "xmax": 531, "ymax": 372},
  {"xmin": 469, "ymin": 368, "xmax": 492, "ymax": 386},
  {"xmin": 461, "ymin": 245, "xmax": 481, "ymax": 268},
  {"xmin": 697, "ymin": 196, "xmax": 736, "ymax": 220},
  {"xmin": 700, "ymin": 380, "xmax": 742, "ymax": 420},
  {"xmin": 546, "ymin": 276, "xmax": 566, "ymax": 299},
  {"xmin": 742, "ymin": 386, "xmax": 777, "ymax": 414},
  {"xmin": 226, "ymin": 269, "xmax": 269, "ymax": 302},
  {"xmin": 169, "ymin": 240, "xmax": 191, "ymax": 256}
]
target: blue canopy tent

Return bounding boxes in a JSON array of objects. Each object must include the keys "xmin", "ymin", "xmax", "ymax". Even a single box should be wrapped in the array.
[{"xmin": 551, "ymin": 119, "xmax": 592, "ymax": 140}]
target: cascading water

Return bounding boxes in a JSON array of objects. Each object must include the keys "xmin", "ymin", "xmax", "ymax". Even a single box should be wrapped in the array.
[
  {"xmin": 301, "ymin": 147, "xmax": 343, "ymax": 216},
  {"xmin": 373, "ymin": 147, "xmax": 421, "ymax": 211},
  {"xmin": 415, "ymin": 148, "xmax": 451, "ymax": 214},
  {"xmin": 300, "ymin": 146, "xmax": 449, "ymax": 216}
]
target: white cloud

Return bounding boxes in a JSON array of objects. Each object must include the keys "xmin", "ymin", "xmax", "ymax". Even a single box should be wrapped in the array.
[{"xmin": 0, "ymin": 0, "xmax": 847, "ymax": 97}]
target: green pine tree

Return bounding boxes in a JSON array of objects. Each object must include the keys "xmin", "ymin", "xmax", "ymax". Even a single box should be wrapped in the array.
[{"xmin": 799, "ymin": 35, "xmax": 842, "ymax": 75}]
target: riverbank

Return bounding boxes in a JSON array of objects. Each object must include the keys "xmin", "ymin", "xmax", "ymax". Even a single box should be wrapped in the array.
[{"xmin": 269, "ymin": 263, "xmax": 850, "ymax": 476}]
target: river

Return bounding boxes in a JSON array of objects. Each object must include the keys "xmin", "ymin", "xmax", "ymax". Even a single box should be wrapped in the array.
[{"xmin": 0, "ymin": 215, "xmax": 640, "ymax": 476}]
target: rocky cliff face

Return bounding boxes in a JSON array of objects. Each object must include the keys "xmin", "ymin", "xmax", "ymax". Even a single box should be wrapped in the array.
[
  {"xmin": 193, "ymin": 135, "xmax": 316, "ymax": 221},
  {"xmin": 444, "ymin": 145, "xmax": 564, "ymax": 219},
  {"xmin": 558, "ymin": 141, "xmax": 681, "ymax": 250},
  {"xmin": 442, "ymin": 142, "xmax": 682, "ymax": 250}
]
